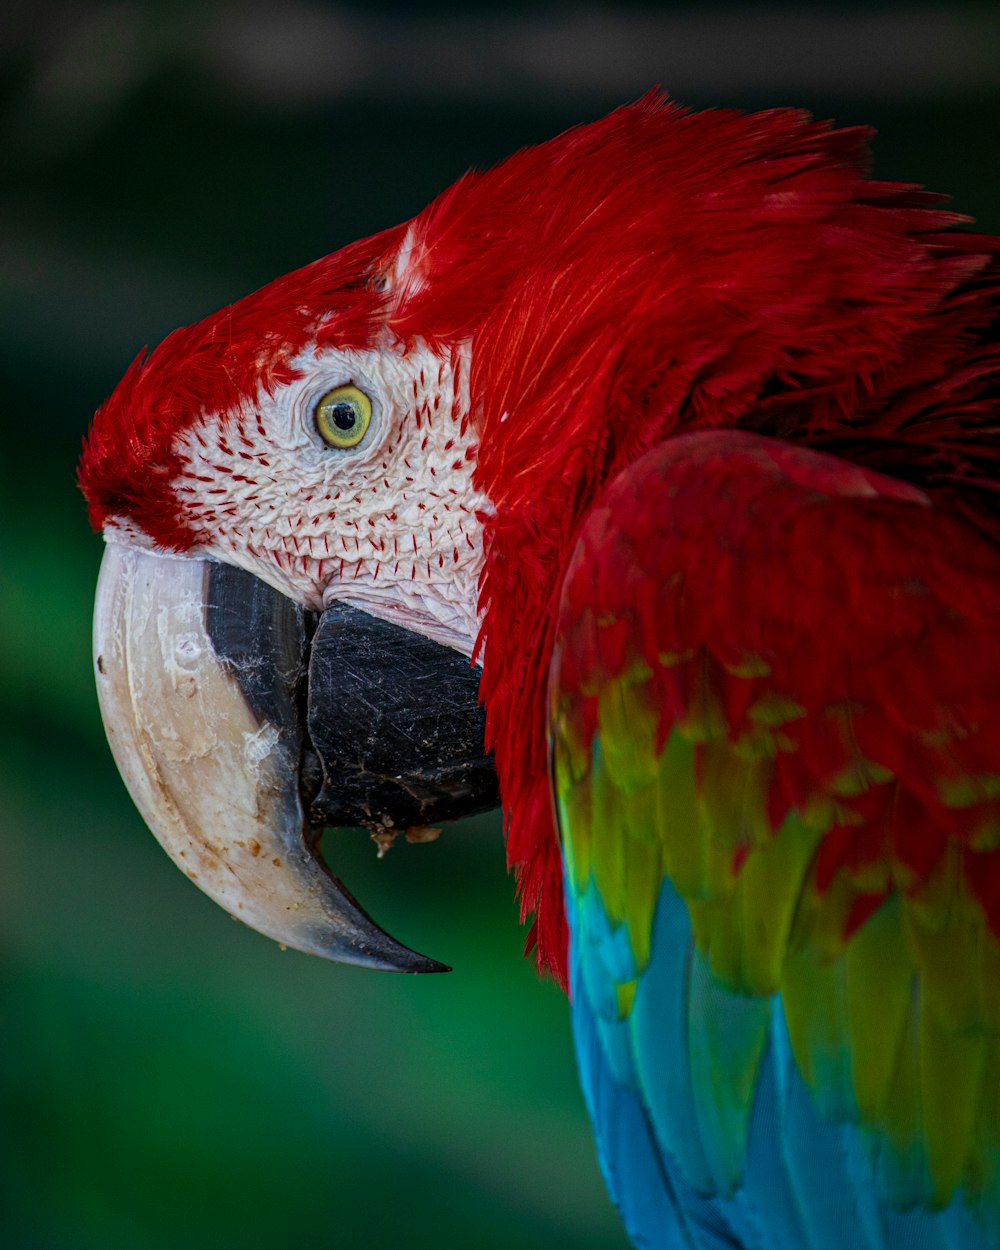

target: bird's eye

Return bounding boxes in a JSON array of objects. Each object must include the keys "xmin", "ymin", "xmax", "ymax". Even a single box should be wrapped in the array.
[{"xmin": 315, "ymin": 384, "xmax": 372, "ymax": 449}]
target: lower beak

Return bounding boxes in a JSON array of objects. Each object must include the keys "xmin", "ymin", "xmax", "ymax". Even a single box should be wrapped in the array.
[{"xmin": 93, "ymin": 542, "xmax": 498, "ymax": 971}]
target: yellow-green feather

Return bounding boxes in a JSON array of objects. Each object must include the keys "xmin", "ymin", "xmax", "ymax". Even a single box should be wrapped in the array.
[{"xmin": 552, "ymin": 650, "xmax": 1000, "ymax": 1207}]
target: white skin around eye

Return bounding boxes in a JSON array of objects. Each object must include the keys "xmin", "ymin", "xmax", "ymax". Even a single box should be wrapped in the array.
[{"xmin": 169, "ymin": 336, "xmax": 487, "ymax": 657}]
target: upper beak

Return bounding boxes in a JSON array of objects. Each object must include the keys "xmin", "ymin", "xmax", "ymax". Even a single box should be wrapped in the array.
[{"xmin": 93, "ymin": 541, "xmax": 499, "ymax": 972}]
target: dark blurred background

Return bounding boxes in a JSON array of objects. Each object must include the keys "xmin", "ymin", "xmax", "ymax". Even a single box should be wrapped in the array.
[{"xmin": 2, "ymin": 3, "xmax": 998, "ymax": 1248}]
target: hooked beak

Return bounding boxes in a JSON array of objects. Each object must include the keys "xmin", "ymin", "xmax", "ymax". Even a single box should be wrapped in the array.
[{"xmin": 93, "ymin": 542, "xmax": 499, "ymax": 972}]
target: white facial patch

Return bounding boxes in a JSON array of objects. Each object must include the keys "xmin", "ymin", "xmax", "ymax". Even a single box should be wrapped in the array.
[{"xmin": 171, "ymin": 337, "xmax": 487, "ymax": 656}]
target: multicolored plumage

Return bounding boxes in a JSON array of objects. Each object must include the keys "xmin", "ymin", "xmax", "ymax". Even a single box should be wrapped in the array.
[
  {"xmin": 80, "ymin": 95, "xmax": 1000, "ymax": 1247},
  {"xmin": 552, "ymin": 433, "xmax": 1000, "ymax": 1246}
]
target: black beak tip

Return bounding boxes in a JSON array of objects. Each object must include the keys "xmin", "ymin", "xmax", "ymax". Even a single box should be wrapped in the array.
[{"xmin": 412, "ymin": 956, "xmax": 452, "ymax": 974}]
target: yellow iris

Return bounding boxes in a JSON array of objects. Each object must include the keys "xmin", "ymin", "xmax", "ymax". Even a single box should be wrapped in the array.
[{"xmin": 315, "ymin": 384, "xmax": 372, "ymax": 449}]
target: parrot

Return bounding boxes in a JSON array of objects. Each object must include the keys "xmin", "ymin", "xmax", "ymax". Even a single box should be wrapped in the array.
[{"xmin": 79, "ymin": 94, "xmax": 1000, "ymax": 1249}]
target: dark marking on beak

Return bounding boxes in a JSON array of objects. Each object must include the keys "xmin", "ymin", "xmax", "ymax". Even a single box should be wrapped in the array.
[
  {"xmin": 205, "ymin": 561, "xmax": 313, "ymax": 737},
  {"xmin": 192, "ymin": 562, "xmax": 498, "ymax": 970}
]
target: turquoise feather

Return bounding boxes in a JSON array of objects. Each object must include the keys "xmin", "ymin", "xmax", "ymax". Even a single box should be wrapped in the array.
[{"xmin": 566, "ymin": 874, "xmax": 999, "ymax": 1249}]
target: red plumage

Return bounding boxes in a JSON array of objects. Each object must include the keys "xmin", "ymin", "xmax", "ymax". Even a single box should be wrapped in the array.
[
  {"xmin": 456, "ymin": 96, "xmax": 1000, "ymax": 983},
  {"xmin": 80, "ymin": 93, "xmax": 1000, "ymax": 986}
]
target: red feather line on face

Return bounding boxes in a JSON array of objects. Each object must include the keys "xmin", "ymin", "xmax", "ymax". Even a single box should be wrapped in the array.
[
  {"xmin": 79, "ymin": 226, "xmax": 406, "ymax": 549},
  {"xmin": 79, "ymin": 93, "xmax": 1000, "ymax": 982}
]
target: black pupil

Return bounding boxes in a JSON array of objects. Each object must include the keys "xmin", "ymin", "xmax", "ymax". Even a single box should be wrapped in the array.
[{"xmin": 331, "ymin": 403, "xmax": 357, "ymax": 431}]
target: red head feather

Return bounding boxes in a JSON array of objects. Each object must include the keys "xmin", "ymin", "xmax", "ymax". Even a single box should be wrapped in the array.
[{"xmin": 80, "ymin": 226, "xmax": 405, "ymax": 547}]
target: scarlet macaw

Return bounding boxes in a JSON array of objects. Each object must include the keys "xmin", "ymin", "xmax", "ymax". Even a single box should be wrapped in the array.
[{"xmin": 80, "ymin": 96, "xmax": 1000, "ymax": 1248}]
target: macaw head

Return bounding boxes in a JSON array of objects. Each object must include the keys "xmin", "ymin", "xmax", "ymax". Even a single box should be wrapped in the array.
[
  {"xmin": 81, "ymin": 94, "xmax": 969, "ymax": 981},
  {"xmin": 80, "ymin": 217, "xmax": 504, "ymax": 973}
]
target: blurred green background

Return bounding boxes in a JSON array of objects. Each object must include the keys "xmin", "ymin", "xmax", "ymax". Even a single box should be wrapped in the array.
[{"xmin": 2, "ymin": 3, "xmax": 998, "ymax": 1248}]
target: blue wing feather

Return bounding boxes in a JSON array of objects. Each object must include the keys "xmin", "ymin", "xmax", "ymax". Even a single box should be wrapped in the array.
[{"xmin": 567, "ymin": 875, "xmax": 999, "ymax": 1249}]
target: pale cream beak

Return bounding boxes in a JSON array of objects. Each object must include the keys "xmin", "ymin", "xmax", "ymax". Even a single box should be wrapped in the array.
[{"xmin": 93, "ymin": 540, "xmax": 447, "ymax": 971}]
